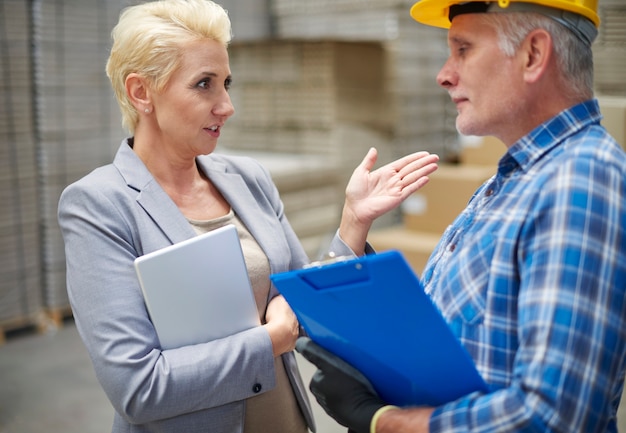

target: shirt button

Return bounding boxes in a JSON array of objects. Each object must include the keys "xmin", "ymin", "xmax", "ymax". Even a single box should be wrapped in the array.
[
  {"xmin": 252, "ymin": 383, "xmax": 262, "ymax": 393},
  {"xmin": 450, "ymin": 244, "xmax": 456, "ymax": 252},
  {"xmin": 485, "ymin": 189, "xmax": 494, "ymax": 196}
]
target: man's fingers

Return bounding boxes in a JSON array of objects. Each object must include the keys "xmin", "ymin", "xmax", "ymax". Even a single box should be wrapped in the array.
[
  {"xmin": 296, "ymin": 337, "xmax": 377, "ymax": 394},
  {"xmin": 296, "ymin": 337, "xmax": 335, "ymax": 370}
]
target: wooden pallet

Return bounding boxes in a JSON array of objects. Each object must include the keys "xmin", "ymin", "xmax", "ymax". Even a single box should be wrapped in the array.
[
  {"xmin": 0, "ymin": 312, "xmax": 49, "ymax": 345},
  {"xmin": 0, "ymin": 307, "xmax": 74, "ymax": 345},
  {"xmin": 45, "ymin": 305, "xmax": 74, "ymax": 329}
]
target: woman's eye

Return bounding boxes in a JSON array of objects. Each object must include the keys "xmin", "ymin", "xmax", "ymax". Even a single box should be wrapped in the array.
[
  {"xmin": 197, "ymin": 79, "xmax": 211, "ymax": 89},
  {"xmin": 224, "ymin": 77, "xmax": 232, "ymax": 91}
]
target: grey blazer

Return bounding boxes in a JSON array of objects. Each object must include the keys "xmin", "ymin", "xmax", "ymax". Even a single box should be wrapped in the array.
[{"xmin": 58, "ymin": 140, "xmax": 355, "ymax": 433}]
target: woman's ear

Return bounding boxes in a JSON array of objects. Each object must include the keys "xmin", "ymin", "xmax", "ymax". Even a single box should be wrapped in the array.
[
  {"xmin": 521, "ymin": 28, "xmax": 552, "ymax": 84},
  {"xmin": 125, "ymin": 73, "xmax": 152, "ymax": 113}
]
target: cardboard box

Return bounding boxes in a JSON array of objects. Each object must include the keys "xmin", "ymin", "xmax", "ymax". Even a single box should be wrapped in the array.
[
  {"xmin": 460, "ymin": 135, "xmax": 506, "ymax": 167},
  {"xmin": 402, "ymin": 164, "xmax": 495, "ymax": 235},
  {"xmin": 367, "ymin": 226, "xmax": 441, "ymax": 276},
  {"xmin": 598, "ymin": 96, "xmax": 626, "ymax": 150}
]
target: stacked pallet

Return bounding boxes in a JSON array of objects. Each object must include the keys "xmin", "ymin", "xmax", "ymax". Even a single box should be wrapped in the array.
[
  {"xmin": 221, "ymin": 40, "xmax": 397, "ymax": 255},
  {"xmin": 382, "ymin": 8, "xmax": 457, "ymax": 159},
  {"xmin": 0, "ymin": 0, "xmax": 46, "ymax": 341},
  {"xmin": 594, "ymin": 0, "xmax": 626, "ymax": 97},
  {"xmin": 594, "ymin": 1, "xmax": 626, "ymax": 151},
  {"xmin": 272, "ymin": 0, "xmax": 404, "ymax": 41},
  {"xmin": 225, "ymin": 41, "xmax": 394, "ymax": 162},
  {"xmin": 269, "ymin": 0, "xmax": 457, "ymax": 159},
  {"xmin": 33, "ymin": 0, "xmax": 127, "ymax": 324}
]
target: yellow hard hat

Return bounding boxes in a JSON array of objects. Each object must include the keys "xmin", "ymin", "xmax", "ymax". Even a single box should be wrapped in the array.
[{"xmin": 410, "ymin": 0, "xmax": 600, "ymax": 29}]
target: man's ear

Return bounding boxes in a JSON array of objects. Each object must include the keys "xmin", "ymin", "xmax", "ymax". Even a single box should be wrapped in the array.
[
  {"xmin": 125, "ymin": 73, "xmax": 151, "ymax": 112},
  {"xmin": 521, "ymin": 28, "xmax": 552, "ymax": 84}
]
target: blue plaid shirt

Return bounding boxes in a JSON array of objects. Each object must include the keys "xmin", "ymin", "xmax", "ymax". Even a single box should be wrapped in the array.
[{"xmin": 423, "ymin": 99, "xmax": 626, "ymax": 432}]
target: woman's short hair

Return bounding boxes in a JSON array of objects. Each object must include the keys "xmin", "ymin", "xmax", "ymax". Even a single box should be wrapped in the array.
[
  {"xmin": 106, "ymin": 0, "xmax": 232, "ymax": 133},
  {"xmin": 480, "ymin": 12, "xmax": 594, "ymax": 101}
]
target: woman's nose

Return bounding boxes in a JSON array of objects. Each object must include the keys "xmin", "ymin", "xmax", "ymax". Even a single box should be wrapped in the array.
[{"xmin": 214, "ymin": 92, "xmax": 235, "ymax": 118}]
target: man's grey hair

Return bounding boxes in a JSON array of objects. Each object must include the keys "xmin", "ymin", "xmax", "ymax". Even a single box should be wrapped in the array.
[{"xmin": 480, "ymin": 12, "xmax": 594, "ymax": 101}]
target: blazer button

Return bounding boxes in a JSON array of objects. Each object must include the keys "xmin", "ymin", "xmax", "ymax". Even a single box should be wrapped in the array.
[{"xmin": 252, "ymin": 383, "xmax": 262, "ymax": 393}]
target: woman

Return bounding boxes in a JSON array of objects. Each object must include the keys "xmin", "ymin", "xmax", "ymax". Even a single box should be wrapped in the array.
[{"xmin": 57, "ymin": 1, "xmax": 439, "ymax": 432}]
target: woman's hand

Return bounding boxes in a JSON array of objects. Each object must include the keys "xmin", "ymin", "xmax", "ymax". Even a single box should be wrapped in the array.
[
  {"xmin": 340, "ymin": 148, "xmax": 439, "ymax": 255},
  {"xmin": 263, "ymin": 296, "xmax": 300, "ymax": 358}
]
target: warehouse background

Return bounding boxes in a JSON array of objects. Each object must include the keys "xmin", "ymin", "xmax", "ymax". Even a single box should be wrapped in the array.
[
  {"xmin": 1, "ymin": 0, "xmax": 625, "ymax": 430},
  {"xmin": 1, "ymin": 0, "xmax": 458, "ymax": 336}
]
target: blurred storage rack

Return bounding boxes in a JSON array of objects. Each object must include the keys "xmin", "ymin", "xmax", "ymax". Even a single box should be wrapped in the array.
[
  {"xmin": 0, "ymin": 0, "xmax": 44, "ymax": 343},
  {"xmin": 33, "ymin": 0, "xmax": 129, "ymax": 327}
]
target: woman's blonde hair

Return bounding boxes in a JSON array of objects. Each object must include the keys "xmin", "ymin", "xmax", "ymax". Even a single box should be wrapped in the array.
[{"xmin": 106, "ymin": 0, "xmax": 232, "ymax": 133}]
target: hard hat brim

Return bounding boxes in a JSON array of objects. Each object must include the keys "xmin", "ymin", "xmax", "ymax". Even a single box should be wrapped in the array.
[
  {"xmin": 410, "ymin": 0, "xmax": 600, "ymax": 29},
  {"xmin": 410, "ymin": 0, "xmax": 455, "ymax": 29}
]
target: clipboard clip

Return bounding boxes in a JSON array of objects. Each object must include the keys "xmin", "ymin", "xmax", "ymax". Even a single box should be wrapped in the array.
[{"xmin": 303, "ymin": 252, "xmax": 354, "ymax": 269}]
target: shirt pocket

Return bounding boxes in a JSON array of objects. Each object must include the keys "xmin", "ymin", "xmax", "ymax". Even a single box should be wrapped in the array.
[{"xmin": 437, "ymin": 277, "xmax": 487, "ymax": 330}]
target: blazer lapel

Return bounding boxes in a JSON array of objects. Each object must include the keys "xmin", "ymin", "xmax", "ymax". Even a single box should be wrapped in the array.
[
  {"xmin": 136, "ymin": 181, "xmax": 197, "ymax": 244},
  {"xmin": 114, "ymin": 141, "xmax": 281, "ymax": 261},
  {"xmin": 198, "ymin": 157, "xmax": 280, "ymax": 272},
  {"xmin": 114, "ymin": 141, "xmax": 196, "ymax": 246}
]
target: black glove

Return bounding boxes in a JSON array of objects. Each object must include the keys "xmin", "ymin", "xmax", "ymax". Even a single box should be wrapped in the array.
[{"xmin": 296, "ymin": 337, "xmax": 386, "ymax": 433}]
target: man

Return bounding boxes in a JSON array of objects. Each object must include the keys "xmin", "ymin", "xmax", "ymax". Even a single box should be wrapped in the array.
[{"xmin": 297, "ymin": 1, "xmax": 626, "ymax": 432}]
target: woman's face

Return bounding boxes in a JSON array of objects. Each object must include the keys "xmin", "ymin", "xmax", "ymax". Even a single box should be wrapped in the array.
[{"xmin": 150, "ymin": 38, "xmax": 235, "ymax": 158}]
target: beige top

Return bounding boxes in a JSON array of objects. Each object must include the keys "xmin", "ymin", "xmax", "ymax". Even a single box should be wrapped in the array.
[{"xmin": 187, "ymin": 210, "xmax": 307, "ymax": 433}]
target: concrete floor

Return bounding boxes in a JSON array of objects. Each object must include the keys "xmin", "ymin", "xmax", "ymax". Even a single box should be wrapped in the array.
[
  {"xmin": 0, "ymin": 320, "xmax": 345, "ymax": 433},
  {"xmin": 1, "ymin": 320, "xmax": 625, "ymax": 433}
]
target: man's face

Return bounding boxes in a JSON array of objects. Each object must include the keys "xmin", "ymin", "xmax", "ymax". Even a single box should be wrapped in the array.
[{"xmin": 436, "ymin": 14, "xmax": 526, "ymax": 140}]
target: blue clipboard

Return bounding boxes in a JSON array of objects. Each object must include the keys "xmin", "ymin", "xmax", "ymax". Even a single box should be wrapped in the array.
[{"xmin": 270, "ymin": 250, "xmax": 489, "ymax": 407}]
